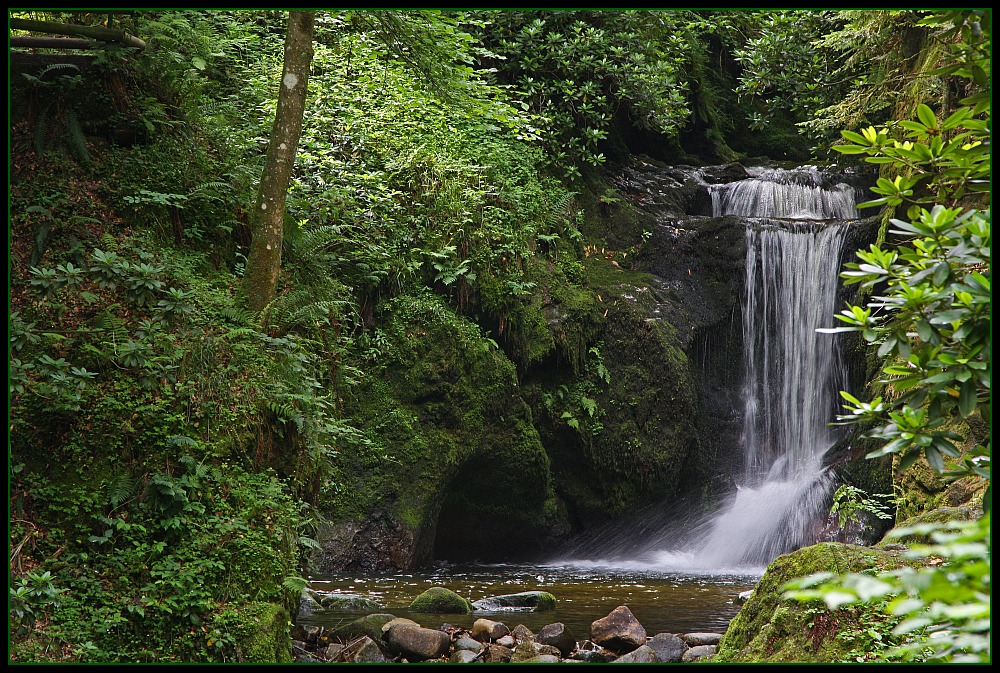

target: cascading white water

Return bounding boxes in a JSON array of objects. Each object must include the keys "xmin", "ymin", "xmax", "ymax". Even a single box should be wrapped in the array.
[
  {"xmin": 738, "ymin": 223, "xmax": 850, "ymax": 483},
  {"xmin": 696, "ymin": 168, "xmax": 855, "ymax": 568},
  {"xmin": 549, "ymin": 166, "xmax": 860, "ymax": 574},
  {"xmin": 710, "ymin": 166, "xmax": 859, "ymax": 220}
]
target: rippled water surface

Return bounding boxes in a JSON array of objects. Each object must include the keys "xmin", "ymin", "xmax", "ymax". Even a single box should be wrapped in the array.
[{"xmin": 303, "ymin": 563, "xmax": 759, "ymax": 637}]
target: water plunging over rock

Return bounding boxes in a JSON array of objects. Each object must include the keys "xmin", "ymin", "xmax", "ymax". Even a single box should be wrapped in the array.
[
  {"xmin": 552, "ymin": 163, "xmax": 872, "ymax": 573},
  {"xmin": 697, "ymin": 169, "xmax": 855, "ymax": 568},
  {"xmin": 710, "ymin": 166, "xmax": 859, "ymax": 220}
]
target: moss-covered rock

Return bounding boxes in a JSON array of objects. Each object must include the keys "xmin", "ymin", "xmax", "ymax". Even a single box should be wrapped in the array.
[
  {"xmin": 314, "ymin": 293, "xmax": 566, "ymax": 569},
  {"xmin": 877, "ymin": 505, "xmax": 981, "ymax": 547},
  {"xmin": 215, "ymin": 601, "xmax": 293, "ymax": 663},
  {"xmin": 714, "ymin": 542, "xmax": 910, "ymax": 663},
  {"xmin": 408, "ymin": 586, "xmax": 474, "ymax": 614},
  {"xmin": 895, "ymin": 466, "xmax": 988, "ymax": 523},
  {"xmin": 523, "ymin": 262, "xmax": 703, "ymax": 525},
  {"xmin": 328, "ymin": 613, "xmax": 399, "ymax": 643}
]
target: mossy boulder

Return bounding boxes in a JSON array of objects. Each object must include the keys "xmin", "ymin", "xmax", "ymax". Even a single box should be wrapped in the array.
[
  {"xmin": 714, "ymin": 542, "xmax": 910, "ymax": 663},
  {"xmin": 215, "ymin": 601, "xmax": 293, "ymax": 663},
  {"xmin": 328, "ymin": 613, "xmax": 398, "ymax": 643},
  {"xmin": 888, "ymin": 411, "xmax": 989, "ymax": 523},
  {"xmin": 541, "ymin": 161, "xmax": 751, "ymax": 522},
  {"xmin": 877, "ymin": 505, "xmax": 981, "ymax": 548},
  {"xmin": 305, "ymin": 590, "xmax": 383, "ymax": 612},
  {"xmin": 408, "ymin": 586, "xmax": 473, "ymax": 614},
  {"xmin": 314, "ymin": 293, "xmax": 566, "ymax": 570},
  {"xmin": 525, "ymin": 266, "xmax": 701, "ymax": 525}
]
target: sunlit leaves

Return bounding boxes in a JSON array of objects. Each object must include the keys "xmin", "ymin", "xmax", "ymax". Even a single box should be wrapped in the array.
[
  {"xmin": 467, "ymin": 10, "xmax": 694, "ymax": 175},
  {"xmin": 832, "ymin": 204, "xmax": 990, "ymax": 469},
  {"xmin": 796, "ymin": 10, "xmax": 990, "ymax": 664},
  {"xmin": 783, "ymin": 516, "xmax": 991, "ymax": 663}
]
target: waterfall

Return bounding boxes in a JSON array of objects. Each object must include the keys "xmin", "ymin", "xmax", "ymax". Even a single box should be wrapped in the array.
[
  {"xmin": 696, "ymin": 168, "xmax": 854, "ymax": 568},
  {"xmin": 548, "ymin": 165, "xmax": 860, "ymax": 574},
  {"xmin": 710, "ymin": 166, "xmax": 859, "ymax": 220}
]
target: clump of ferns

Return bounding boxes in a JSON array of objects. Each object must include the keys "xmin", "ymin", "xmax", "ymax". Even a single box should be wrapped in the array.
[{"xmin": 22, "ymin": 63, "xmax": 92, "ymax": 167}]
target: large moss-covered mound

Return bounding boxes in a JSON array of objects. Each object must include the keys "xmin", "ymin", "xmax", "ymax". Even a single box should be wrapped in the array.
[
  {"xmin": 714, "ymin": 542, "xmax": 909, "ymax": 663},
  {"xmin": 314, "ymin": 293, "xmax": 564, "ymax": 569}
]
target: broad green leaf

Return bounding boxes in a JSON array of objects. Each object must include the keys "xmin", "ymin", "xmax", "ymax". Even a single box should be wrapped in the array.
[
  {"xmin": 924, "ymin": 445, "xmax": 944, "ymax": 472},
  {"xmin": 958, "ymin": 379, "xmax": 977, "ymax": 417},
  {"xmin": 822, "ymin": 590, "xmax": 860, "ymax": 610},
  {"xmin": 916, "ymin": 103, "xmax": 937, "ymax": 129}
]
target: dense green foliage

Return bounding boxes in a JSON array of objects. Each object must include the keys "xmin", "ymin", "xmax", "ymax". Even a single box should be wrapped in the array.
[
  {"xmin": 782, "ymin": 10, "xmax": 990, "ymax": 664},
  {"xmin": 465, "ymin": 11, "xmax": 694, "ymax": 176},
  {"xmin": 734, "ymin": 9, "xmax": 984, "ymax": 156}
]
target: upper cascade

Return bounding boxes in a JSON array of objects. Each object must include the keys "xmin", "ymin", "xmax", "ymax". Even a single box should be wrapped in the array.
[{"xmin": 709, "ymin": 166, "xmax": 859, "ymax": 220}]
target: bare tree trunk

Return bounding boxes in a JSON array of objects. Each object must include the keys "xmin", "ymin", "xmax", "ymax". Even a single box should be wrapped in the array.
[{"xmin": 242, "ymin": 10, "xmax": 314, "ymax": 314}]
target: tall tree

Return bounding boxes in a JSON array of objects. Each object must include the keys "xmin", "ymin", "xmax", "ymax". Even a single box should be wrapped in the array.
[{"xmin": 242, "ymin": 10, "xmax": 315, "ymax": 314}]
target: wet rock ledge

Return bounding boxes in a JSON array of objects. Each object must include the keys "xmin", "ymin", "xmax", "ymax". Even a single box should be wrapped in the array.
[{"xmin": 292, "ymin": 585, "xmax": 723, "ymax": 664}]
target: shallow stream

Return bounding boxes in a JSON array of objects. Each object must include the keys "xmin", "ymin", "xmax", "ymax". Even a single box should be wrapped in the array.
[{"xmin": 301, "ymin": 563, "xmax": 758, "ymax": 637}]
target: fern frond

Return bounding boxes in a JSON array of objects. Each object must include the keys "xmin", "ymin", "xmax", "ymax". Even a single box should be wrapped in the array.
[
  {"xmin": 286, "ymin": 224, "xmax": 345, "ymax": 262},
  {"xmin": 33, "ymin": 105, "xmax": 53, "ymax": 156},
  {"xmin": 65, "ymin": 109, "xmax": 92, "ymax": 167},
  {"xmin": 543, "ymin": 190, "xmax": 577, "ymax": 228},
  {"xmin": 265, "ymin": 400, "xmax": 297, "ymax": 423},
  {"xmin": 267, "ymin": 284, "xmax": 353, "ymax": 334},
  {"xmin": 36, "ymin": 62, "xmax": 82, "ymax": 81},
  {"xmin": 224, "ymin": 327, "xmax": 259, "ymax": 340},
  {"xmin": 282, "ymin": 575, "xmax": 309, "ymax": 593},
  {"xmin": 105, "ymin": 472, "xmax": 140, "ymax": 508},
  {"xmin": 92, "ymin": 309, "xmax": 128, "ymax": 343},
  {"xmin": 187, "ymin": 181, "xmax": 233, "ymax": 203},
  {"xmin": 218, "ymin": 306, "xmax": 256, "ymax": 326}
]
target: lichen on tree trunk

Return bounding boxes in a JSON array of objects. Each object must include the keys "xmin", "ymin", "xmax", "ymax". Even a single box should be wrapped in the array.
[{"xmin": 242, "ymin": 10, "xmax": 314, "ymax": 314}]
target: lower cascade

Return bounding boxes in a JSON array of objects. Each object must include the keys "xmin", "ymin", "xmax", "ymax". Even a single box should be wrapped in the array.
[
  {"xmin": 696, "ymin": 220, "xmax": 850, "ymax": 567},
  {"xmin": 553, "ymin": 166, "xmax": 859, "ymax": 574}
]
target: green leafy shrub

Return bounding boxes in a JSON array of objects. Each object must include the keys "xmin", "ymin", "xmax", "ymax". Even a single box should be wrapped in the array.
[{"xmin": 784, "ymin": 10, "xmax": 989, "ymax": 664}]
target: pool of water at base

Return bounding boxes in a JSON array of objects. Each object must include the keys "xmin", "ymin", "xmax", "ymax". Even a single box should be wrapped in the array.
[{"xmin": 299, "ymin": 562, "xmax": 760, "ymax": 638}]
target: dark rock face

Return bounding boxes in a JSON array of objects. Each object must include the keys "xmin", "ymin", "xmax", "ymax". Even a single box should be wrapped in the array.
[
  {"xmin": 315, "ymin": 511, "xmax": 426, "ymax": 573},
  {"xmin": 316, "ymin": 294, "xmax": 565, "ymax": 571},
  {"xmin": 590, "ymin": 606, "xmax": 647, "ymax": 653},
  {"xmin": 699, "ymin": 162, "xmax": 752, "ymax": 185}
]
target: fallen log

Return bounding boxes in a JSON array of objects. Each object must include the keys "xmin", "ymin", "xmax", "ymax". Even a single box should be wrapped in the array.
[
  {"xmin": 9, "ymin": 18, "xmax": 146, "ymax": 49},
  {"xmin": 10, "ymin": 36, "xmax": 100, "ymax": 50}
]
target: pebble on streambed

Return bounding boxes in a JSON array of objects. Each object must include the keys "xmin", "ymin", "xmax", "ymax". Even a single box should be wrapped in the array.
[{"xmin": 292, "ymin": 586, "xmax": 723, "ymax": 663}]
